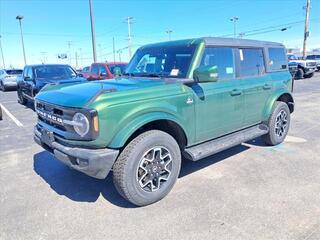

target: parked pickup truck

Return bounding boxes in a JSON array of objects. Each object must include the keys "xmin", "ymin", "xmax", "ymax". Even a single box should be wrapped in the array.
[
  {"xmin": 287, "ymin": 54, "xmax": 316, "ymax": 79},
  {"xmin": 82, "ymin": 62, "xmax": 127, "ymax": 80},
  {"xmin": 34, "ymin": 38, "xmax": 294, "ymax": 206},
  {"xmin": 17, "ymin": 64, "xmax": 87, "ymax": 105},
  {"xmin": 306, "ymin": 54, "xmax": 320, "ymax": 71}
]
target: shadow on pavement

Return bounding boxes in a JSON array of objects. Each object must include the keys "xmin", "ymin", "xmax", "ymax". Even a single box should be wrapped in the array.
[{"xmin": 34, "ymin": 143, "xmax": 250, "ymax": 207}]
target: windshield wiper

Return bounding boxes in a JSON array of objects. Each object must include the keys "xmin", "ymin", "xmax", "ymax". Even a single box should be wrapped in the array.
[
  {"xmin": 123, "ymin": 72, "xmax": 135, "ymax": 77},
  {"xmin": 139, "ymin": 73, "xmax": 164, "ymax": 78}
]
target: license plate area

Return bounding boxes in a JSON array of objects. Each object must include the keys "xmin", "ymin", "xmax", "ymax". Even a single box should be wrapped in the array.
[{"xmin": 41, "ymin": 129, "xmax": 54, "ymax": 147}]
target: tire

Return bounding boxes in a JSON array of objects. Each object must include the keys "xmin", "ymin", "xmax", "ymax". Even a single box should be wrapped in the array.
[
  {"xmin": 304, "ymin": 72, "xmax": 314, "ymax": 78},
  {"xmin": 17, "ymin": 88, "xmax": 27, "ymax": 105},
  {"xmin": 262, "ymin": 101, "xmax": 290, "ymax": 146},
  {"xmin": 295, "ymin": 68, "xmax": 304, "ymax": 79},
  {"xmin": 0, "ymin": 81, "xmax": 6, "ymax": 92},
  {"xmin": 113, "ymin": 130, "xmax": 181, "ymax": 206}
]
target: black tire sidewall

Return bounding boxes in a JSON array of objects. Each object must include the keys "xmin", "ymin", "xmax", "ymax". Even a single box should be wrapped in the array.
[
  {"xmin": 268, "ymin": 102, "xmax": 290, "ymax": 145},
  {"xmin": 119, "ymin": 131, "xmax": 181, "ymax": 206},
  {"xmin": 296, "ymin": 69, "xmax": 304, "ymax": 79}
]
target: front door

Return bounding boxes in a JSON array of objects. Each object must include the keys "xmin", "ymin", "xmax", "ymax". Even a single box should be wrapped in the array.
[{"xmin": 193, "ymin": 47, "xmax": 245, "ymax": 143}]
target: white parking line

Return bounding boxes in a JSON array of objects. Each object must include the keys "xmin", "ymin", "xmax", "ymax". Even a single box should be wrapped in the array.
[{"xmin": 0, "ymin": 104, "xmax": 24, "ymax": 127}]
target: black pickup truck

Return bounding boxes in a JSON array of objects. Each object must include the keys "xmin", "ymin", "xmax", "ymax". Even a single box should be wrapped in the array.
[{"xmin": 17, "ymin": 64, "xmax": 87, "ymax": 105}]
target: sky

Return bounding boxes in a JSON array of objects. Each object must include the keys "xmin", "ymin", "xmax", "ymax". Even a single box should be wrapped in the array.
[{"xmin": 0, "ymin": 0, "xmax": 319, "ymax": 68}]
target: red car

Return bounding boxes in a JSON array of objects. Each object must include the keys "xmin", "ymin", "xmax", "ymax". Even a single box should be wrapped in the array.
[{"xmin": 83, "ymin": 62, "xmax": 127, "ymax": 80}]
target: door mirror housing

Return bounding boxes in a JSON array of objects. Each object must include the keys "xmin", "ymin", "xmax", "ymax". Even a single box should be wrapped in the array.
[
  {"xmin": 193, "ymin": 65, "xmax": 218, "ymax": 82},
  {"xmin": 24, "ymin": 76, "xmax": 32, "ymax": 81},
  {"xmin": 113, "ymin": 67, "xmax": 122, "ymax": 77}
]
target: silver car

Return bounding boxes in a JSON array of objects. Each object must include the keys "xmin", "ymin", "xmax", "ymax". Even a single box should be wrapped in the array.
[{"xmin": 0, "ymin": 69, "xmax": 23, "ymax": 91}]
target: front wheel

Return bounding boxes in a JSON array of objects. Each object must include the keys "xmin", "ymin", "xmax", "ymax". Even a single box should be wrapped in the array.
[
  {"xmin": 17, "ymin": 88, "xmax": 27, "ymax": 105},
  {"xmin": 263, "ymin": 101, "xmax": 290, "ymax": 146},
  {"xmin": 113, "ymin": 130, "xmax": 181, "ymax": 206},
  {"xmin": 0, "ymin": 81, "xmax": 6, "ymax": 91}
]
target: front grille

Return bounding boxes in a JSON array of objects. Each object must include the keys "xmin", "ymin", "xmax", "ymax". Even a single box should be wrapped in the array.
[{"xmin": 306, "ymin": 62, "xmax": 316, "ymax": 67}]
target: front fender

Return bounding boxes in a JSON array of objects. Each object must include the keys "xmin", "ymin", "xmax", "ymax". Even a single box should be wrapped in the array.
[{"xmin": 108, "ymin": 111, "xmax": 189, "ymax": 148}]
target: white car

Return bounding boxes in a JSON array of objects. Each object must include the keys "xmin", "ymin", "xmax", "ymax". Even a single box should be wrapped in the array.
[
  {"xmin": 0, "ymin": 69, "xmax": 23, "ymax": 91},
  {"xmin": 287, "ymin": 54, "xmax": 316, "ymax": 79},
  {"xmin": 306, "ymin": 55, "xmax": 320, "ymax": 71}
]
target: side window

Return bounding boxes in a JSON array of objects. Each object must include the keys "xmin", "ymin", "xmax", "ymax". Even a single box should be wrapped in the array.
[
  {"xmin": 99, "ymin": 65, "xmax": 107, "ymax": 75},
  {"xmin": 200, "ymin": 47, "xmax": 235, "ymax": 80},
  {"xmin": 23, "ymin": 67, "xmax": 28, "ymax": 78},
  {"xmin": 268, "ymin": 48, "xmax": 287, "ymax": 71},
  {"xmin": 27, "ymin": 67, "xmax": 33, "ymax": 79},
  {"xmin": 91, "ymin": 65, "xmax": 99, "ymax": 74},
  {"xmin": 238, "ymin": 48, "xmax": 265, "ymax": 77}
]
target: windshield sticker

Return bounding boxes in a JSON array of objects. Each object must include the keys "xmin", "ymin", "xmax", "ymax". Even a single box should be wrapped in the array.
[
  {"xmin": 226, "ymin": 67, "xmax": 234, "ymax": 74},
  {"xmin": 170, "ymin": 69, "xmax": 179, "ymax": 76}
]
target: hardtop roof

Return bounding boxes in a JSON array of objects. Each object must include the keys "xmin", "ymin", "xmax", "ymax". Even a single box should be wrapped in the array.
[{"xmin": 140, "ymin": 37, "xmax": 285, "ymax": 49}]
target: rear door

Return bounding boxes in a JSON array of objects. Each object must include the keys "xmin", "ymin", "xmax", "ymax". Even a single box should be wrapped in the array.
[
  {"xmin": 194, "ymin": 47, "xmax": 245, "ymax": 142},
  {"xmin": 237, "ymin": 48, "xmax": 272, "ymax": 127}
]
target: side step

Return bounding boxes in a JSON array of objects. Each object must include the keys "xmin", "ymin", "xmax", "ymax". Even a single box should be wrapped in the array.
[{"xmin": 184, "ymin": 124, "xmax": 269, "ymax": 161}]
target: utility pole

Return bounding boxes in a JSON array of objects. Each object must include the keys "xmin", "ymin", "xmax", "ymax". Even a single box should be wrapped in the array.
[
  {"xmin": 89, "ymin": 0, "xmax": 97, "ymax": 62},
  {"xmin": 75, "ymin": 52, "xmax": 78, "ymax": 68},
  {"xmin": 113, "ymin": 37, "xmax": 116, "ymax": 63},
  {"xmin": 117, "ymin": 49, "xmax": 122, "ymax": 62},
  {"xmin": 0, "ymin": 35, "xmax": 5, "ymax": 68},
  {"xmin": 126, "ymin": 17, "xmax": 133, "ymax": 59},
  {"xmin": 230, "ymin": 16, "xmax": 239, "ymax": 39},
  {"xmin": 67, "ymin": 41, "xmax": 72, "ymax": 65},
  {"xmin": 302, "ymin": 0, "xmax": 311, "ymax": 59},
  {"xmin": 16, "ymin": 15, "xmax": 27, "ymax": 65},
  {"xmin": 166, "ymin": 29, "xmax": 173, "ymax": 41}
]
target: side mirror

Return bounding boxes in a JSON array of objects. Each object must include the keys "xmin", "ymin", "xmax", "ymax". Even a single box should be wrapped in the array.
[
  {"xmin": 193, "ymin": 65, "xmax": 218, "ymax": 82},
  {"xmin": 113, "ymin": 67, "xmax": 122, "ymax": 77},
  {"xmin": 24, "ymin": 76, "xmax": 31, "ymax": 81}
]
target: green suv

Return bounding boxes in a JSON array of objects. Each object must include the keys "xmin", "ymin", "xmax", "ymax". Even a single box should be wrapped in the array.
[{"xmin": 34, "ymin": 37, "xmax": 294, "ymax": 206}]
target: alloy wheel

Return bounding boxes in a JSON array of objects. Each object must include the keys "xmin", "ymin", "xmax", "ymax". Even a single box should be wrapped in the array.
[{"xmin": 275, "ymin": 110, "xmax": 288, "ymax": 138}]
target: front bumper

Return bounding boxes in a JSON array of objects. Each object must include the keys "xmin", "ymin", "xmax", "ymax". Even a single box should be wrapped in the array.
[{"xmin": 34, "ymin": 126, "xmax": 119, "ymax": 179}]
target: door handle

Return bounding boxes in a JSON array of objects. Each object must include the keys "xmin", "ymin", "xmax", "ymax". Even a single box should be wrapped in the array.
[
  {"xmin": 230, "ymin": 89, "xmax": 242, "ymax": 96},
  {"xmin": 263, "ymin": 84, "xmax": 272, "ymax": 90}
]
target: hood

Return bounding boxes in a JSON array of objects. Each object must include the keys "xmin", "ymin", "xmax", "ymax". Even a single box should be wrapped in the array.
[
  {"xmin": 36, "ymin": 77, "xmax": 87, "ymax": 88},
  {"xmin": 35, "ymin": 77, "xmax": 181, "ymax": 108}
]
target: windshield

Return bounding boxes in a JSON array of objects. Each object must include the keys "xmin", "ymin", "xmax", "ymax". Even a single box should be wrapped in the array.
[
  {"xmin": 307, "ymin": 55, "xmax": 320, "ymax": 60},
  {"xmin": 287, "ymin": 55, "xmax": 297, "ymax": 61},
  {"xmin": 6, "ymin": 69, "xmax": 23, "ymax": 75},
  {"xmin": 34, "ymin": 65, "xmax": 77, "ymax": 80},
  {"xmin": 125, "ymin": 45, "xmax": 196, "ymax": 78}
]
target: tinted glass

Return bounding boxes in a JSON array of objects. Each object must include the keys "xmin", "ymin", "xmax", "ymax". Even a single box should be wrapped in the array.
[
  {"xmin": 125, "ymin": 45, "xmax": 196, "ymax": 78},
  {"xmin": 6, "ymin": 70, "xmax": 23, "ymax": 75},
  {"xmin": 287, "ymin": 54, "xmax": 297, "ymax": 61},
  {"xmin": 200, "ymin": 47, "xmax": 235, "ymax": 80},
  {"xmin": 91, "ymin": 65, "xmax": 99, "ymax": 74},
  {"xmin": 26, "ymin": 67, "xmax": 33, "ymax": 79},
  {"xmin": 82, "ymin": 66, "xmax": 90, "ymax": 72},
  {"xmin": 268, "ymin": 47, "xmax": 287, "ymax": 71},
  {"xmin": 238, "ymin": 48, "xmax": 265, "ymax": 77},
  {"xmin": 109, "ymin": 64, "xmax": 127, "ymax": 74},
  {"xmin": 99, "ymin": 65, "xmax": 107, "ymax": 75},
  {"xmin": 34, "ymin": 65, "xmax": 77, "ymax": 80}
]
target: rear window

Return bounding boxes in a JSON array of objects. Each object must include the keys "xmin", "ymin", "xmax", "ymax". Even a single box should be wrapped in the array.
[
  {"xmin": 6, "ymin": 70, "xmax": 23, "ymax": 75},
  {"xmin": 238, "ymin": 48, "xmax": 265, "ymax": 77},
  {"xmin": 268, "ymin": 48, "xmax": 287, "ymax": 71}
]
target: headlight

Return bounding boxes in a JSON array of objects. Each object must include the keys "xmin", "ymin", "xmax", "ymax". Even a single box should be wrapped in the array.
[{"xmin": 72, "ymin": 112, "xmax": 90, "ymax": 137}]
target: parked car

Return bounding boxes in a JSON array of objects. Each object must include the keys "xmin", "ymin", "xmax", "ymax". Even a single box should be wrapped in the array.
[
  {"xmin": 34, "ymin": 37, "xmax": 294, "ymax": 206},
  {"xmin": 306, "ymin": 54, "xmax": 320, "ymax": 71},
  {"xmin": 0, "ymin": 69, "xmax": 23, "ymax": 91},
  {"xmin": 287, "ymin": 54, "xmax": 316, "ymax": 79},
  {"xmin": 17, "ymin": 64, "xmax": 87, "ymax": 105},
  {"xmin": 82, "ymin": 62, "xmax": 127, "ymax": 80},
  {"xmin": 81, "ymin": 66, "xmax": 90, "ymax": 73},
  {"xmin": 288, "ymin": 62, "xmax": 298, "ymax": 79}
]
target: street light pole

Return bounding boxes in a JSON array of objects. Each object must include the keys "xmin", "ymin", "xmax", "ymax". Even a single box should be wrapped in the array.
[
  {"xmin": 230, "ymin": 16, "xmax": 239, "ymax": 38},
  {"xmin": 0, "ymin": 35, "xmax": 5, "ymax": 68},
  {"xmin": 16, "ymin": 15, "xmax": 27, "ymax": 65},
  {"xmin": 166, "ymin": 29, "xmax": 173, "ymax": 41},
  {"xmin": 89, "ymin": 0, "xmax": 97, "ymax": 63}
]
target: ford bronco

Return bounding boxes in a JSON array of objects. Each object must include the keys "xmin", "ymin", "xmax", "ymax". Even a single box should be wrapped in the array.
[{"xmin": 34, "ymin": 38, "xmax": 294, "ymax": 206}]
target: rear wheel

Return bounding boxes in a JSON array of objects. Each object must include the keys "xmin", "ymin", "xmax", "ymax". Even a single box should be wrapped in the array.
[
  {"xmin": 263, "ymin": 101, "xmax": 290, "ymax": 146},
  {"xmin": 113, "ymin": 130, "xmax": 181, "ymax": 206}
]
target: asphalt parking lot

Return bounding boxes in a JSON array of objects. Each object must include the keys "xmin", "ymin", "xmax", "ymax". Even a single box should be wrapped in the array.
[{"xmin": 0, "ymin": 74, "xmax": 320, "ymax": 240}]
